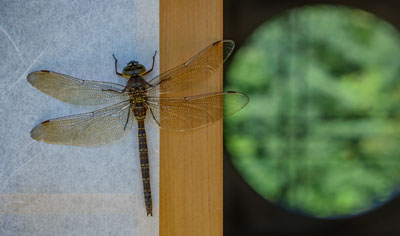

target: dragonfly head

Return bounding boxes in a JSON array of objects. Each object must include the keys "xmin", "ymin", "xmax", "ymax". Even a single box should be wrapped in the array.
[{"xmin": 122, "ymin": 61, "xmax": 147, "ymax": 78}]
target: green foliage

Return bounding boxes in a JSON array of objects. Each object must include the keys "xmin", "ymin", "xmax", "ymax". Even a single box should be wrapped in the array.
[{"xmin": 225, "ymin": 5, "xmax": 400, "ymax": 218}]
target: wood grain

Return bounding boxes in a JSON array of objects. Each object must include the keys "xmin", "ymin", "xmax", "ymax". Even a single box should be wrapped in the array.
[{"xmin": 159, "ymin": 0, "xmax": 223, "ymax": 235}]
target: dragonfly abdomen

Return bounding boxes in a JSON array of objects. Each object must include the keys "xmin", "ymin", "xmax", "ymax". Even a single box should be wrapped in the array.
[{"xmin": 137, "ymin": 119, "xmax": 152, "ymax": 216}]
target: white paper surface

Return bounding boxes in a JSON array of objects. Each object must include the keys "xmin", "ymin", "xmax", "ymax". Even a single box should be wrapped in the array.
[{"xmin": 0, "ymin": 0, "xmax": 159, "ymax": 235}]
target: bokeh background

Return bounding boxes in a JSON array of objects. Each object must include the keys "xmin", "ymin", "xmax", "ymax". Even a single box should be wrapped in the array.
[{"xmin": 223, "ymin": 0, "xmax": 400, "ymax": 235}]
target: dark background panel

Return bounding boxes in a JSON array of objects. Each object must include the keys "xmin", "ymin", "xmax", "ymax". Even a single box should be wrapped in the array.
[{"xmin": 223, "ymin": 0, "xmax": 400, "ymax": 235}]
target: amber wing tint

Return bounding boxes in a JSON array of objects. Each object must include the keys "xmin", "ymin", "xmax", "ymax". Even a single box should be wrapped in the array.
[
  {"xmin": 31, "ymin": 101, "xmax": 132, "ymax": 146},
  {"xmin": 28, "ymin": 71, "xmax": 129, "ymax": 106},
  {"xmin": 147, "ymin": 91, "xmax": 249, "ymax": 131},
  {"xmin": 146, "ymin": 40, "xmax": 235, "ymax": 97}
]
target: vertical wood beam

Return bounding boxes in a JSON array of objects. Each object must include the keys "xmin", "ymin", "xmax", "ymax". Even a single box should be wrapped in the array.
[{"xmin": 160, "ymin": 0, "xmax": 223, "ymax": 235}]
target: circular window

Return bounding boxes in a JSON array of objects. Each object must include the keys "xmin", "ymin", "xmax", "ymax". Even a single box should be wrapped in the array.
[{"xmin": 225, "ymin": 5, "xmax": 400, "ymax": 218}]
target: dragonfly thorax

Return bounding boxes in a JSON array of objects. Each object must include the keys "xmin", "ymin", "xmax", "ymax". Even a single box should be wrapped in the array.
[
  {"xmin": 130, "ymin": 83, "xmax": 148, "ymax": 120},
  {"xmin": 125, "ymin": 76, "xmax": 148, "ymax": 101},
  {"xmin": 129, "ymin": 85, "xmax": 148, "ymax": 104}
]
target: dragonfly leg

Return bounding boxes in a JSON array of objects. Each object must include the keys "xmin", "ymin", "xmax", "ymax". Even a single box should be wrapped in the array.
[
  {"xmin": 112, "ymin": 54, "xmax": 124, "ymax": 77},
  {"xmin": 124, "ymin": 108, "xmax": 131, "ymax": 130},
  {"xmin": 142, "ymin": 51, "xmax": 157, "ymax": 76},
  {"xmin": 143, "ymin": 80, "xmax": 154, "ymax": 88}
]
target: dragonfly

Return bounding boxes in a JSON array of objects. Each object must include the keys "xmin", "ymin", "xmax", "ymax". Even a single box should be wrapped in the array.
[{"xmin": 27, "ymin": 40, "xmax": 249, "ymax": 216}]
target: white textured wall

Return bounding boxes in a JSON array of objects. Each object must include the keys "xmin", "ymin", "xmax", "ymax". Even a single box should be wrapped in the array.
[{"xmin": 0, "ymin": 0, "xmax": 159, "ymax": 235}]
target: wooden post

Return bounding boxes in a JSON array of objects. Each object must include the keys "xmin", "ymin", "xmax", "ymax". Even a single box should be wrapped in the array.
[{"xmin": 160, "ymin": 0, "xmax": 223, "ymax": 235}]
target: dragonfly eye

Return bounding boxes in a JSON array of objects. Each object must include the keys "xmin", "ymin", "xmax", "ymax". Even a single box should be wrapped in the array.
[
  {"xmin": 122, "ymin": 62, "xmax": 147, "ymax": 78},
  {"xmin": 127, "ymin": 61, "xmax": 138, "ymax": 67},
  {"xmin": 135, "ymin": 64, "xmax": 147, "ymax": 76}
]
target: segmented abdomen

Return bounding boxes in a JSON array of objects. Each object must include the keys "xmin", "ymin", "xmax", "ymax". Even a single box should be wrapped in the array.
[{"xmin": 137, "ymin": 119, "xmax": 152, "ymax": 216}]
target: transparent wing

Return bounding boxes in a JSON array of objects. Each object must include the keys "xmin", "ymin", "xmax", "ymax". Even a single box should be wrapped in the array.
[
  {"xmin": 31, "ymin": 101, "xmax": 133, "ymax": 146},
  {"xmin": 28, "ymin": 71, "xmax": 129, "ymax": 105},
  {"xmin": 147, "ymin": 91, "xmax": 249, "ymax": 131},
  {"xmin": 146, "ymin": 40, "xmax": 235, "ymax": 97}
]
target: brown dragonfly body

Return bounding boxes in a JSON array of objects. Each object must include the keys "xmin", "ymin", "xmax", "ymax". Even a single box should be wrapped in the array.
[
  {"xmin": 126, "ymin": 76, "xmax": 153, "ymax": 215},
  {"xmin": 28, "ymin": 40, "xmax": 249, "ymax": 216}
]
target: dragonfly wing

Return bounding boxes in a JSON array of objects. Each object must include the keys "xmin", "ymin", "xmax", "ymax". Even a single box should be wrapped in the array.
[
  {"xmin": 147, "ymin": 91, "xmax": 249, "ymax": 131},
  {"xmin": 28, "ymin": 71, "xmax": 129, "ymax": 105},
  {"xmin": 146, "ymin": 40, "xmax": 235, "ymax": 97},
  {"xmin": 31, "ymin": 101, "xmax": 133, "ymax": 146}
]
